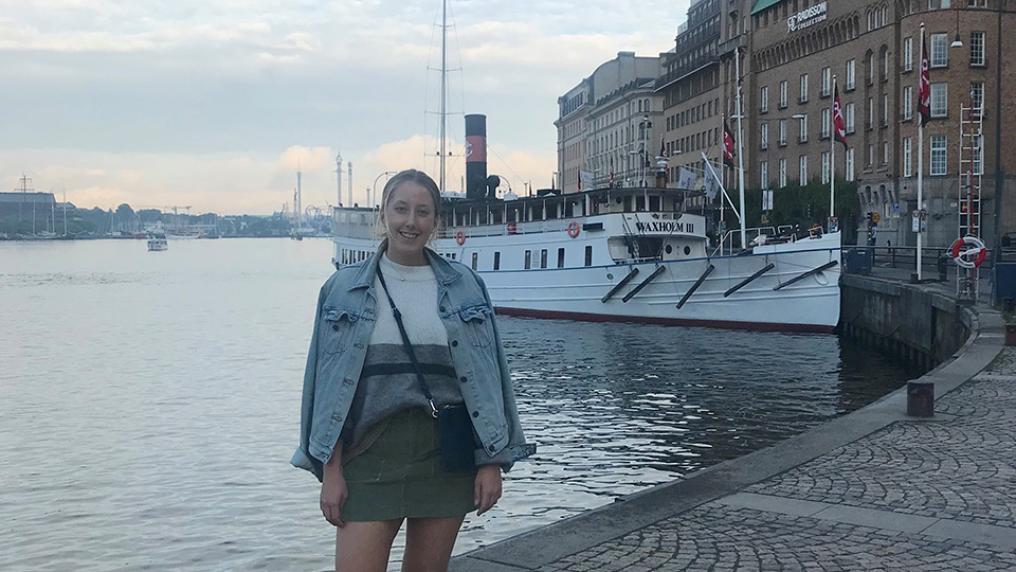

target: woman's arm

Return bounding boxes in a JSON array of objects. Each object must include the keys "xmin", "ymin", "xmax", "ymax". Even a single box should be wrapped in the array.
[{"xmin": 320, "ymin": 441, "xmax": 348, "ymax": 527}]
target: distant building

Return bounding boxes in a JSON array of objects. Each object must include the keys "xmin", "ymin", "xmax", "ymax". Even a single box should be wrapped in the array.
[
  {"xmin": 555, "ymin": 51, "xmax": 662, "ymax": 193},
  {"xmin": 0, "ymin": 191, "xmax": 57, "ymax": 217}
]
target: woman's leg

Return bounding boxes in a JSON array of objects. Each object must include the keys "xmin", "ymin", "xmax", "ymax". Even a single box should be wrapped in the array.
[
  {"xmin": 401, "ymin": 515, "xmax": 466, "ymax": 572},
  {"xmin": 335, "ymin": 518, "xmax": 404, "ymax": 572}
]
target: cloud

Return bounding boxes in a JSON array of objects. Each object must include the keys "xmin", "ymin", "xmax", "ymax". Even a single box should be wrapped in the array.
[{"xmin": 279, "ymin": 146, "xmax": 335, "ymax": 171}]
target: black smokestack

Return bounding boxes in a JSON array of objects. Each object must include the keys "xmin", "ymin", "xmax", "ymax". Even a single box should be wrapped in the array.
[{"xmin": 465, "ymin": 114, "xmax": 487, "ymax": 200}]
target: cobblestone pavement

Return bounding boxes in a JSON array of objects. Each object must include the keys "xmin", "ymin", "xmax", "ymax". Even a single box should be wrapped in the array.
[{"xmin": 533, "ymin": 349, "xmax": 1016, "ymax": 571}]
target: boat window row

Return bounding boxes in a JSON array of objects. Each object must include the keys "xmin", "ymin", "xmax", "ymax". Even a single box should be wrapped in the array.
[
  {"xmin": 465, "ymin": 246, "xmax": 594, "ymax": 271},
  {"xmin": 340, "ymin": 248, "xmax": 373, "ymax": 265}
]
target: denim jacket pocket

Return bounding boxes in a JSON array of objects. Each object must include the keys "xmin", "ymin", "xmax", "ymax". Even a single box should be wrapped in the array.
[
  {"xmin": 457, "ymin": 304, "xmax": 493, "ymax": 348},
  {"xmin": 321, "ymin": 306, "xmax": 358, "ymax": 356}
]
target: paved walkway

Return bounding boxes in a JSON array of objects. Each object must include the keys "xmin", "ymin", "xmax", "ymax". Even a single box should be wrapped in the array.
[{"xmin": 451, "ymin": 281, "xmax": 1013, "ymax": 571}]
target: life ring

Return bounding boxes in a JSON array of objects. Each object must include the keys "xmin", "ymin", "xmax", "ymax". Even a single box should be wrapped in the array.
[
  {"xmin": 566, "ymin": 221, "xmax": 581, "ymax": 239},
  {"xmin": 950, "ymin": 235, "xmax": 988, "ymax": 269},
  {"xmin": 506, "ymin": 222, "xmax": 517, "ymax": 234},
  {"xmin": 455, "ymin": 230, "xmax": 466, "ymax": 246}
]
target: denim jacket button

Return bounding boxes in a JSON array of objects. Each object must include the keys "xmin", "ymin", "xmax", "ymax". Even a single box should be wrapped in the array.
[
  {"xmin": 451, "ymin": 340, "xmax": 458, "ymax": 347},
  {"xmin": 472, "ymin": 411, "xmax": 479, "ymax": 418},
  {"xmin": 439, "ymin": 305, "xmax": 446, "ymax": 313},
  {"xmin": 459, "ymin": 376, "xmax": 468, "ymax": 383}
]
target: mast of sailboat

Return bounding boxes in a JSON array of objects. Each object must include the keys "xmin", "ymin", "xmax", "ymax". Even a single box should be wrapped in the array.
[
  {"xmin": 734, "ymin": 46, "xmax": 747, "ymax": 250},
  {"xmin": 439, "ymin": 0, "xmax": 448, "ymax": 194}
]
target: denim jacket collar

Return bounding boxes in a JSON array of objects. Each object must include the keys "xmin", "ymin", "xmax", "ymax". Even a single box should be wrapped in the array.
[{"xmin": 347, "ymin": 240, "xmax": 464, "ymax": 291}]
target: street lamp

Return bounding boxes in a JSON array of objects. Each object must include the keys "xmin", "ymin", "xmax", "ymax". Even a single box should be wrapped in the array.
[
  {"xmin": 950, "ymin": 6, "xmax": 964, "ymax": 49},
  {"xmin": 372, "ymin": 171, "xmax": 398, "ymax": 208}
]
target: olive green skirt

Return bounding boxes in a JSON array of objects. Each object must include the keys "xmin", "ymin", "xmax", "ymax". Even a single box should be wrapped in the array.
[{"xmin": 342, "ymin": 408, "xmax": 477, "ymax": 522}]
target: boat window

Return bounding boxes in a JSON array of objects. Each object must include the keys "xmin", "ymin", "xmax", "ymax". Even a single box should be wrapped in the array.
[
  {"xmin": 635, "ymin": 195, "xmax": 645, "ymax": 211},
  {"xmin": 623, "ymin": 196, "xmax": 632, "ymax": 212},
  {"xmin": 635, "ymin": 238, "xmax": 664, "ymax": 259},
  {"xmin": 524, "ymin": 250, "xmax": 532, "ymax": 270},
  {"xmin": 494, "ymin": 251, "xmax": 501, "ymax": 271},
  {"xmin": 584, "ymin": 246, "xmax": 593, "ymax": 267},
  {"xmin": 649, "ymin": 196, "xmax": 661, "ymax": 211},
  {"xmin": 471, "ymin": 252, "xmax": 478, "ymax": 270},
  {"xmin": 540, "ymin": 249, "xmax": 548, "ymax": 269},
  {"xmin": 557, "ymin": 248, "xmax": 565, "ymax": 268},
  {"xmin": 547, "ymin": 202, "xmax": 558, "ymax": 219}
]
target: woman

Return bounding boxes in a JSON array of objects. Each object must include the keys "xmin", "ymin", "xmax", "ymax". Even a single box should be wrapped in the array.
[{"xmin": 291, "ymin": 169, "xmax": 534, "ymax": 571}]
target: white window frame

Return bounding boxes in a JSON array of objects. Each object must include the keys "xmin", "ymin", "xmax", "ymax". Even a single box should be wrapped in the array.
[
  {"xmin": 931, "ymin": 83, "xmax": 948, "ymax": 118},
  {"xmin": 779, "ymin": 158, "xmax": 788, "ymax": 188},
  {"xmin": 845, "ymin": 102, "xmax": 856, "ymax": 134},
  {"xmin": 799, "ymin": 155, "xmax": 808, "ymax": 185},
  {"xmin": 821, "ymin": 108, "xmax": 831, "ymax": 138},
  {"xmin": 903, "ymin": 137, "xmax": 913, "ymax": 177},
  {"xmin": 779, "ymin": 80, "xmax": 788, "ymax": 108},
  {"xmin": 903, "ymin": 37, "xmax": 913, "ymax": 72},
  {"xmin": 778, "ymin": 119, "xmax": 787, "ymax": 145},
  {"xmin": 798, "ymin": 115, "xmax": 808, "ymax": 143},
  {"xmin": 821, "ymin": 67, "xmax": 831, "ymax": 97},
  {"xmin": 882, "ymin": 94, "xmax": 889, "ymax": 126},
  {"xmin": 970, "ymin": 31, "xmax": 986, "ymax": 67},
  {"xmin": 971, "ymin": 82, "xmax": 985, "ymax": 116},
  {"xmin": 799, "ymin": 73, "xmax": 809, "ymax": 103},
  {"xmin": 883, "ymin": 141, "xmax": 890, "ymax": 165},
  {"xmin": 760, "ymin": 160, "xmax": 769, "ymax": 188},
  {"xmin": 930, "ymin": 135, "xmax": 948, "ymax": 175},
  {"xmin": 760, "ymin": 122, "xmax": 769, "ymax": 150},
  {"xmin": 903, "ymin": 86, "xmax": 914, "ymax": 120},
  {"xmin": 973, "ymin": 134, "xmax": 984, "ymax": 175},
  {"xmin": 821, "ymin": 151, "xmax": 830, "ymax": 184},
  {"xmin": 930, "ymin": 33, "xmax": 949, "ymax": 68},
  {"xmin": 761, "ymin": 86, "xmax": 769, "ymax": 112},
  {"xmin": 846, "ymin": 59, "xmax": 856, "ymax": 90},
  {"xmin": 846, "ymin": 148, "xmax": 855, "ymax": 181}
]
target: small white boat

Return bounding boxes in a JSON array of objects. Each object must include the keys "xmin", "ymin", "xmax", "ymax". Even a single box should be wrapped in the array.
[{"xmin": 147, "ymin": 234, "xmax": 168, "ymax": 251}]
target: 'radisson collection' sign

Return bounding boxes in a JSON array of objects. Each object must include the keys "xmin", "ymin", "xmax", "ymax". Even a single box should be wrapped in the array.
[{"xmin": 787, "ymin": 2, "xmax": 827, "ymax": 33}]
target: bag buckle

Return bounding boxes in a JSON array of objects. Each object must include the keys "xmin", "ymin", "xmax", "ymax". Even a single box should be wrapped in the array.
[{"xmin": 428, "ymin": 400, "xmax": 439, "ymax": 419}]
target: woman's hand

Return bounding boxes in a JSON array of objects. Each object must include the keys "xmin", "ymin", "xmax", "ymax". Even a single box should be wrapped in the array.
[
  {"xmin": 474, "ymin": 464, "xmax": 502, "ymax": 516},
  {"xmin": 320, "ymin": 465, "xmax": 348, "ymax": 527}
]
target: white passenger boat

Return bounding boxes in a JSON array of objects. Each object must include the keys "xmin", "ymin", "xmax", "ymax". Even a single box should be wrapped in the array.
[
  {"xmin": 147, "ymin": 234, "xmax": 168, "ymax": 251},
  {"xmin": 330, "ymin": 187, "xmax": 841, "ymax": 332}
]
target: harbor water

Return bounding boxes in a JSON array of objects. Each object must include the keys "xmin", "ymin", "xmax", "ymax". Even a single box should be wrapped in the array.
[{"xmin": 0, "ymin": 238, "xmax": 921, "ymax": 571}]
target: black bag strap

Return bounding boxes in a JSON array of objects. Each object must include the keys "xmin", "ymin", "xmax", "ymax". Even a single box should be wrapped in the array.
[{"xmin": 376, "ymin": 266, "xmax": 439, "ymax": 418}]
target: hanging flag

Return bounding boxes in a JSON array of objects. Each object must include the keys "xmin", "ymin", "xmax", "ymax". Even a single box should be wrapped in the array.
[
  {"xmin": 832, "ymin": 84, "xmax": 848, "ymax": 149},
  {"xmin": 676, "ymin": 167, "xmax": 697, "ymax": 190},
  {"xmin": 659, "ymin": 135, "xmax": 667, "ymax": 158},
  {"xmin": 608, "ymin": 157, "xmax": 615, "ymax": 187},
  {"xmin": 577, "ymin": 169, "xmax": 582, "ymax": 191},
  {"xmin": 918, "ymin": 30, "xmax": 931, "ymax": 127},
  {"xmin": 722, "ymin": 122, "xmax": 736, "ymax": 167},
  {"xmin": 703, "ymin": 157, "xmax": 722, "ymax": 201}
]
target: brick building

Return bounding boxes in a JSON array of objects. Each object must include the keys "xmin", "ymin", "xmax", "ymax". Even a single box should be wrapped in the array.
[{"xmin": 748, "ymin": 0, "xmax": 1016, "ymax": 248}]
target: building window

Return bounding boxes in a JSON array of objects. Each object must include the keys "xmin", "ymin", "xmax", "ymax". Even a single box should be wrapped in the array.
[
  {"xmin": 845, "ymin": 103, "xmax": 856, "ymax": 133},
  {"xmin": 471, "ymin": 252, "xmax": 478, "ymax": 270},
  {"xmin": 931, "ymin": 83, "xmax": 948, "ymax": 117},
  {"xmin": 821, "ymin": 67, "xmax": 831, "ymax": 97},
  {"xmin": 881, "ymin": 94, "xmax": 889, "ymax": 126},
  {"xmin": 799, "ymin": 74, "xmax": 809, "ymax": 103},
  {"xmin": 903, "ymin": 137, "xmax": 913, "ymax": 177},
  {"xmin": 584, "ymin": 245, "xmax": 593, "ymax": 267},
  {"xmin": 493, "ymin": 251, "xmax": 501, "ymax": 271},
  {"xmin": 867, "ymin": 51, "xmax": 875, "ymax": 85},
  {"xmin": 779, "ymin": 158, "xmax": 788, "ymax": 188},
  {"xmin": 903, "ymin": 37, "xmax": 913, "ymax": 72},
  {"xmin": 883, "ymin": 141, "xmax": 890, "ymax": 165},
  {"xmin": 799, "ymin": 155, "xmax": 808, "ymax": 185},
  {"xmin": 821, "ymin": 108, "xmax": 831, "ymax": 138},
  {"xmin": 881, "ymin": 48, "xmax": 890, "ymax": 81},
  {"xmin": 779, "ymin": 80, "xmax": 788, "ymax": 108},
  {"xmin": 867, "ymin": 144, "xmax": 874, "ymax": 166},
  {"xmin": 846, "ymin": 59, "xmax": 856, "ymax": 90},
  {"xmin": 524, "ymin": 250, "xmax": 532, "ymax": 270},
  {"xmin": 903, "ymin": 86, "xmax": 914, "ymax": 120},
  {"xmin": 970, "ymin": 31, "xmax": 986, "ymax": 66},
  {"xmin": 778, "ymin": 119, "xmax": 787, "ymax": 146},
  {"xmin": 971, "ymin": 82, "xmax": 984, "ymax": 116},
  {"xmin": 931, "ymin": 135, "xmax": 948, "ymax": 175},
  {"xmin": 973, "ymin": 134, "xmax": 984, "ymax": 175},
  {"xmin": 761, "ymin": 122, "xmax": 769, "ymax": 150},
  {"xmin": 931, "ymin": 33, "xmax": 949, "ymax": 67},
  {"xmin": 821, "ymin": 151, "xmax": 830, "ymax": 184},
  {"xmin": 540, "ymin": 249, "xmax": 547, "ymax": 269},
  {"xmin": 846, "ymin": 148, "xmax": 855, "ymax": 181},
  {"xmin": 867, "ymin": 97, "xmax": 874, "ymax": 129},
  {"xmin": 798, "ymin": 115, "xmax": 808, "ymax": 143},
  {"xmin": 760, "ymin": 160, "xmax": 769, "ymax": 188},
  {"xmin": 760, "ymin": 86, "xmax": 769, "ymax": 112},
  {"xmin": 557, "ymin": 247, "xmax": 565, "ymax": 268}
]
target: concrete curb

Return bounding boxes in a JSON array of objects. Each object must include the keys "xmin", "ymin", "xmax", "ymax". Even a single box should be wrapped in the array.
[{"xmin": 450, "ymin": 277, "xmax": 1006, "ymax": 572}]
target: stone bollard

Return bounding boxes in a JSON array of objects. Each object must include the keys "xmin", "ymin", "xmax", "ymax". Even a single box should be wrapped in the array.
[{"xmin": 907, "ymin": 381, "xmax": 935, "ymax": 417}]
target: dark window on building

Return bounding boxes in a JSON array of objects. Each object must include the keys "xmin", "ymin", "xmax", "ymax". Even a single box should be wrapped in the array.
[
  {"xmin": 584, "ymin": 246, "xmax": 593, "ymax": 267},
  {"xmin": 540, "ymin": 249, "xmax": 548, "ymax": 269},
  {"xmin": 471, "ymin": 252, "xmax": 478, "ymax": 270},
  {"xmin": 493, "ymin": 251, "xmax": 501, "ymax": 271},
  {"xmin": 557, "ymin": 248, "xmax": 565, "ymax": 268},
  {"xmin": 524, "ymin": 250, "xmax": 531, "ymax": 270}
]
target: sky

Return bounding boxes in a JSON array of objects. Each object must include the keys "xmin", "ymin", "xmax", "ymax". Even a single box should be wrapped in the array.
[{"xmin": 2, "ymin": 0, "xmax": 690, "ymax": 215}]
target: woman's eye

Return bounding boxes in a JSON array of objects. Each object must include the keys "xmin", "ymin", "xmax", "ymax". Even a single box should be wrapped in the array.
[{"xmin": 395, "ymin": 206, "xmax": 408, "ymax": 213}]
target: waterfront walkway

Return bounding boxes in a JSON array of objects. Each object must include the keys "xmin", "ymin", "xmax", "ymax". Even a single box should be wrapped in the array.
[{"xmin": 451, "ymin": 278, "xmax": 1014, "ymax": 571}]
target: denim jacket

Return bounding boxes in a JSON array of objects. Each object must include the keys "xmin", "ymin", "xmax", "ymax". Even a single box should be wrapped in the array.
[{"xmin": 291, "ymin": 245, "xmax": 536, "ymax": 481}]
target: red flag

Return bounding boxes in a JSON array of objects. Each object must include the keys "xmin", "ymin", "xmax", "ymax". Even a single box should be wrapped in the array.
[
  {"xmin": 832, "ymin": 84, "xmax": 848, "ymax": 149},
  {"xmin": 918, "ymin": 31, "xmax": 931, "ymax": 127},
  {"xmin": 722, "ymin": 122, "xmax": 736, "ymax": 167},
  {"xmin": 659, "ymin": 135, "xmax": 666, "ymax": 158}
]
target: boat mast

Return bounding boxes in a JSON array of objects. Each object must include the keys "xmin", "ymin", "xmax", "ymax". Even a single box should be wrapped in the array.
[
  {"xmin": 734, "ymin": 47, "xmax": 747, "ymax": 251},
  {"xmin": 439, "ymin": 0, "xmax": 447, "ymax": 194}
]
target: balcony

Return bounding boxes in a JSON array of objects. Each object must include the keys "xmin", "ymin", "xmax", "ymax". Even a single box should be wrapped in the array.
[{"xmin": 718, "ymin": 34, "xmax": 747, "ymax": 58}]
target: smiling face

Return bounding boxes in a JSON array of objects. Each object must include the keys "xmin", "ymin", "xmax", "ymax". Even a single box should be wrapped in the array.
[{"xmin": 380, "ymin": 181, "xmax": 438, "ymax": 266}]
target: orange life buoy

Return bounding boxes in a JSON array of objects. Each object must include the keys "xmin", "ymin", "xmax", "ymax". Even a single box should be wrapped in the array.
[
  {"xmin": 455, "ymin": 230, "xmax": 466, "ymax": 245},
  {"xmin": 566, "ymin": 221, "xmax": 580, "ymax": 238},
  {"xmin": 951, "ymin": 235, "xmax": 988, "ymax": 269}
]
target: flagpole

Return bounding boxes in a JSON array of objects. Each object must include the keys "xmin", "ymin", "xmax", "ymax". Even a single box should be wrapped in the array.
[
  {"xmin": 720, "ymin": 113, "xmax": 726, "ymax": 255},
  {"xmin": 830, "ymin": 75, "xmax": 836, "ymax": 231},
  {"xmin": 735, "ymin": 48, "xmax": 747, "ymax": 251},
  {"xmin": 917, "ymin": 23, "xmax": 925, "ymax": 281}
]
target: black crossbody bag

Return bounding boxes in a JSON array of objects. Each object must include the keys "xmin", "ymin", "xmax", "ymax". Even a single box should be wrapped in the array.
[{"xmin": 376, "ymin": 267, "xmax": 476, "ymax": 473}]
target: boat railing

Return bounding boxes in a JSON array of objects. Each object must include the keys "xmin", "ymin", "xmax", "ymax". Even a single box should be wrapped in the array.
[{"xmin": 713, "ymin": 226, "xmax": 797, "ymax": 256}]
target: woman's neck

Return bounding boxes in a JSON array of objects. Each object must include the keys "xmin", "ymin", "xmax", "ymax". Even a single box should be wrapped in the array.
[{"xmin": 384, "ymin": 246, "xmax": 428, "ymax": 266}]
